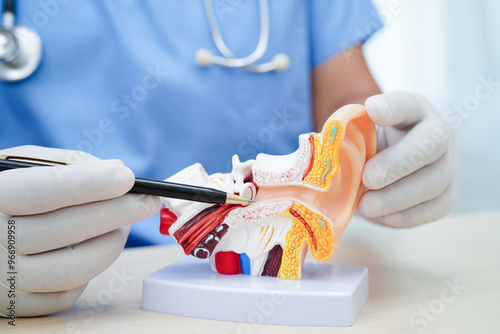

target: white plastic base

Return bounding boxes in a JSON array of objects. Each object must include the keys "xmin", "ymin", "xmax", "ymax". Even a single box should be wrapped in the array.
[{"xmin": 142, "ymin": 256, "xmax": 368, "ymax": 327}]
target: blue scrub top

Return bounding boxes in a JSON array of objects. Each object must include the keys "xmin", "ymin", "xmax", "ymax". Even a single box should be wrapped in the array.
[{"xmin": 0, "ymin": 0, "xmax": 381, "ymax": 246}]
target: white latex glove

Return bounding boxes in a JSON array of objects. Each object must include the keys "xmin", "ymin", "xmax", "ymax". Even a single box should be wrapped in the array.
[
  {"xmin": 0, "ymin": 146, "xmax": 161, "ymax": 317},
  {"xmin": 358, "ymin": 92, "xmax": 459, "ymax": 227}
]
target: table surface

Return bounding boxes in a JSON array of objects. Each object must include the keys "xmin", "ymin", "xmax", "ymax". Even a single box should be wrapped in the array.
[{"xmin": 2, "ymin": 210, "xmax": 500, "ymax": 333}]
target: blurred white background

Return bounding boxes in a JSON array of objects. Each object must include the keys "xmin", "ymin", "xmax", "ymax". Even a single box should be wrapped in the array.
[{"xmin": 364, "ymin": 0, "xmax": 500, "ymax": 213}]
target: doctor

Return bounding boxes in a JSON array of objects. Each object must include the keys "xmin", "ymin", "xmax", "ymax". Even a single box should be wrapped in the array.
[{"xmin": 0, "ymin": 0, "xmax": 458, "ymax": 316}]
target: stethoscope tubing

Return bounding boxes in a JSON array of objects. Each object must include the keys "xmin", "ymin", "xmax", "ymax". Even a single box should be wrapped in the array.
[
  {"xmin": 0, "ymin": 0, "xmax": 288, "ymax": 82},
  {"xmin": 198, "ymin": 0, "xmax": 289, "ymax": 73},
  {"xmin": 203, "ymin": 0, "xmax": 270, "ymax": 68}
]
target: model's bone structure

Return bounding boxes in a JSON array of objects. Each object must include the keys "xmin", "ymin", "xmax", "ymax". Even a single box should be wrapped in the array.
[{"xmin": 160, "ymin": 105, "xmax": 376, "ymax": 279}]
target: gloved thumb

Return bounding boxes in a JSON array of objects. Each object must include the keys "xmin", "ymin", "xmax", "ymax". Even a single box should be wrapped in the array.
[{"xmin": 365, "ymin": 91, "xmax": 426, "ymax": 128}]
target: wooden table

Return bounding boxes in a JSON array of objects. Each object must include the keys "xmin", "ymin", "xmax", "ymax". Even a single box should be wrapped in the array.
[{"xmin": 3, "ymin": 211, "xmax": 500, "ymax": 333}]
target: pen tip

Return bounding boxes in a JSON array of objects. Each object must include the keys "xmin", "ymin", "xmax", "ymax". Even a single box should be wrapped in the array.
[{"xmin": 226, "ymin": 193, "xmax": 255, "ymax": 205}]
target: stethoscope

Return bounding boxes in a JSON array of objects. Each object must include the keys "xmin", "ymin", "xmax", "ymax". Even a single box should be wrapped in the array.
[
  {"xmin": 196, "ymin": 0, "xmax": 290, "ymax": 73},
  {"xmin": 0, "ymin": 0, "xmax": 42, "ymax": 82},
  {"xmin": 0, "ymin": 0, "xmax": 288, "ymax": 83}
]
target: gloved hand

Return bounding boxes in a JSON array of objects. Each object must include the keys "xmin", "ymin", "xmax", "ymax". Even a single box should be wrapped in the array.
[
  {"xmin": 358, "ymin": 92, "xmax": 459, "ymax": 227},
  {"xmin": 0, "ymin": 146, "xmax": 161, "ymax": 317}
]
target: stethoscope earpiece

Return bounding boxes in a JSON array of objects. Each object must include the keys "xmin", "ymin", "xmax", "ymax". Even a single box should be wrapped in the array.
[
  {"xmin": 271, "ymin": 53, "xmax": 290, "ymax": 72},
  {"xmin": 195, "ymin": 49, "xmax": 213, "ymax": 67},
  {"xmin": 196, "ymin": 48, "xmax": 290, "ymax": 73}
]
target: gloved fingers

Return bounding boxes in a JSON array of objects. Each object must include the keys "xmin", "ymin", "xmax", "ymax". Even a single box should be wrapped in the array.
[
  {"xmin": 0, "ymin": 282, "xmax": 88, "ymax": 317},
  {"xmin": 374, "ymin": 125, "xmax": 406, "ymax": 152},
  {"xmin": 11, "ymin": 194, "xmax": 159, "ymax": 255},
  {"xmin": 0, "ymin": 159, "xmax": 135, "ymax": 216},
  {"xmin": 0, "ymin": 226, "xmax": 130, "ymax": 293},
  {"xmin": 365, "ymin": 91, "xmax": 427, "ymax": 128},
  {"xmin": 363, "ymin": 177, "xmax": 459, "ymax": 228},
  {"xmin": 359, "ymin": 145, "xmax": 458, "ymax": 217},
  {"xmin": 362, "ymin": 117, "xmax": 453, "ymax": 190},
  {"xmin": 363, "ymin": 92, "xmax": 454, "ymax": 190}
]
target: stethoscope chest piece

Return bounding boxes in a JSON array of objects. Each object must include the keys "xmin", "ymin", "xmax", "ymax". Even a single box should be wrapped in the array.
[{"xmin": 0, "ymin": 25, "xmax": 42, "ymax": 82}]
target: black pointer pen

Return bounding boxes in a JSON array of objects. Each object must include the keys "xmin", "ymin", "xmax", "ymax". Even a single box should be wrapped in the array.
[{"xmin": 0, "ymin": 155, "xmax": 252, "ymax": 205}]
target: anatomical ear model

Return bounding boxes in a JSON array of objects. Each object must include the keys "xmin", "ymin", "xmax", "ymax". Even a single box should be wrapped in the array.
[{"xmin": 160, "ymin": 105, "xmax": 376, "ymax": 280}]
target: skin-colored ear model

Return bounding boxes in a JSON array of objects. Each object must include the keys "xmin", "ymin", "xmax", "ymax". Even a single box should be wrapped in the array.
[{"xmin": 160, "ymin": 104, "xmax": 376, "ymax": 279}]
